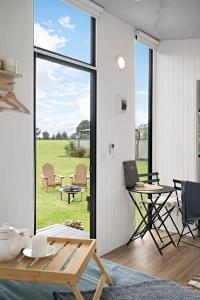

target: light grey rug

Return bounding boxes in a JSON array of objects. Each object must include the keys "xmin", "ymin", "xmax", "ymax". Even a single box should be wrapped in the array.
[{"xmin": 53, "ymin": 280, "xmax": 200, "ymax": 300}]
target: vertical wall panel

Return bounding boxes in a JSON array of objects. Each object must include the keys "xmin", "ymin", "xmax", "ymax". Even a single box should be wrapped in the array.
[
  {"xmin": 97, "ymin": 12, "xmax": 135, "ymax": 255},
  {"xmin": 0, "ymin": 0, "xmax": 34, "ymax": 231},
  {"xmin": 154, "ymin": 39, "xmax": 200, "ymax": 232},
  {"xmin": 154, "ymin": 39, "xmax": 200, "ymax": 184}
]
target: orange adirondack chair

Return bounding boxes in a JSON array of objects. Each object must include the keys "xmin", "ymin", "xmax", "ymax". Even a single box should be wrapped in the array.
[
  {"xmin": 70, "ymin": 164, "xmax": 88, "ymax": 190},
  {"xmin": 41, "ymin": 163, "xmax": 64, "ymax": 192}
]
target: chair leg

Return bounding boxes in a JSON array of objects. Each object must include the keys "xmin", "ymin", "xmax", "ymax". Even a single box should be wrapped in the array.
[{"xmin": 177, "ymin": 227, "xmax": 184, "ymax": 247}]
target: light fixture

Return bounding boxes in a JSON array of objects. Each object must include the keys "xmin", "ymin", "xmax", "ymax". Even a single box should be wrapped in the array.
[{"xmin": 117, "ymin": 56, "xmax": 126, "ymax": 69}]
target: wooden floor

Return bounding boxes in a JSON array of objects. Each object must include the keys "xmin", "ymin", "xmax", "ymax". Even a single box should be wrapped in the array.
[{"xmin": 103, "ymin": 230, "xmax": 200, "ymax": 286}]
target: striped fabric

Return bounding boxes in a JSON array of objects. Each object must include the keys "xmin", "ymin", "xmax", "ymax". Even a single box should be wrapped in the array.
[{"xmin": 188, "ymin": 275, "xmax": 200, "ymax": 290}]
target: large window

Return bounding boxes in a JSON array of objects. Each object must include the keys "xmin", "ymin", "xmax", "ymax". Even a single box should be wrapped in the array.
[
  {"xmin": 34, "ymin": 0, "xmax": 96, "ymax": 237},
  {"xmin": 34, "ymin": 0, "xmax": 92, "ymax": 64}
]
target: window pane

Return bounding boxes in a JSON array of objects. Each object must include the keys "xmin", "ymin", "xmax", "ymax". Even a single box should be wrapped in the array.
[
  {"xmin": 135, "ymin": 42, "xmax": 150, "ymax": 226},
  {"xmin": 34, "ymin": 0, "xmax": 92, "ymax": 64},
  {"xmin": 135, "ymin": 42, "xmax": 149, "ymax": 174},
  {"xmin": 36, "ymin": 58, "xmax": 91, "ymax": 232}
]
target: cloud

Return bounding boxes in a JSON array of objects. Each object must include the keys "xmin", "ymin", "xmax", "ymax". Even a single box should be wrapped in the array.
[
  {"xmin": 34, "ymin": 23, "xmax": 67, "ymax": 51},
  {"xmin": 77, "ymin": 97, "xmax": 90, "ymax": 119},
  {"xmin": 135, "ymin": 109, "xmax": 148, "ymax": 127},
  {"xmin": 136, "ymin": 90, "xmax": 148, "ymax": 95},
  {"xmin": 35, "ymin": 56, "xmax": 91, "ymax": 135},
  {"xmin": 36, "ymin": 90, "xmax": 48, "ymax": 99},
  {"xmin": 44, "ymin": 19, "xmax": 53, "ymax": 27},
  {"xmin": 58, "ymin": 16, "xmax": 75, "ymax": 31}
]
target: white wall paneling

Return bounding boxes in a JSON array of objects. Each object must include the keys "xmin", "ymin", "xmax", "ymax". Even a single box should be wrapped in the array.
[
  {"xmin": 154, "ymin": 39, "xmax": 200, "ymax": 232},
  {"xmin": 0, "ymin": 0, "xmax": 34, "ymax": 231},
  {"xmin": 97, "ymin": 12, "xmax": 135, "ymax": 255}
]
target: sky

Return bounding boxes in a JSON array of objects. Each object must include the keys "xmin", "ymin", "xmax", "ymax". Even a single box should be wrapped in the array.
[
  {"xmin": 34, "ymin": 0, "xmax": 149, "ymax": 136},
  {"xmin": 135, "ymin": 42, "xmax": 149, "ymax": 127}
]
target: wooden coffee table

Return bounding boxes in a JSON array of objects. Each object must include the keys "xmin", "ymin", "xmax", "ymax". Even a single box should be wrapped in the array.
[{"xmin": 0, "ymin": 237, "xmax": 113, "ymax": 300}]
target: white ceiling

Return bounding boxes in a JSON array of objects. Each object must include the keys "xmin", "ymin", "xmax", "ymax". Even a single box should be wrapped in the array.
[{"xmin": 91, "ymin": 0, "xmax": 200, "ymax": 40}]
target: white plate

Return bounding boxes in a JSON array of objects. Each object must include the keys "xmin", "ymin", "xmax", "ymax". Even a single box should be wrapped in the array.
[{"xmin": 23, "ymin": 245, "xmax": 55, "ymax": 258}]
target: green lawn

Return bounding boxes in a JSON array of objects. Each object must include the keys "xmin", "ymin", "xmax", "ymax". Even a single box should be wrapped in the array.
[
  {"xmin": 36, "ymin": 140, "xmax": 148, "ymax": 232},
  {"xmin": 36, "ymin": 140, "xmax": 90, "ymax": 231}
]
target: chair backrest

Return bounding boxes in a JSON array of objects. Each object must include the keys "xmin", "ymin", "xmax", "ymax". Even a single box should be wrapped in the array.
[
  {"xmin": 123, "ymin": 160, "xmax": 139, "ymax": 188},
  {"xmin": 173, "ymin": 179, "xmax": 182, "ymax": 207},
  {"xmin": 138, "ymin": 172, "xmax": 160, "ymax": 185},
  {"xmin": 42, "ymin": 163, "xmax": 55, "ymax": 181},
  {"xmin": 73, "ymin": 164, "xmax": 87, "ymax": 185}
]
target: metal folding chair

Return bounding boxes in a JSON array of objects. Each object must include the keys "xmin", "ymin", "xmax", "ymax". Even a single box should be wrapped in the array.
[{"xmin": 173, "ymin": 179, "xmax": 200, "ymax": 248}]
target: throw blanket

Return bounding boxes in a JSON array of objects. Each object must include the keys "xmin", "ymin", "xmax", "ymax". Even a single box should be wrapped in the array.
[
  {"xmin": 181, "ymin": 181, "xmax": 200, "ymax": 226},
  {"xmin": 53, "ymin": 280, "xmax": 200, "ymax": 300}
]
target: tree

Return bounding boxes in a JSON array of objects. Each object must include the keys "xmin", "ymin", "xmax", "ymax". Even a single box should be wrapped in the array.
[
  {"xmin": 36, "ymin": 128, "xmax": 41, "ymax": 139},
  {"xmin": 62, "ymin": 131, "xmax": 68, "ymax": 140},
  {"xmin": 136, "ymin": 123, "xmax": 148, "ymax": 139},
  {"xmin": 51, "ymin": 134, "xmax": 56, "ymax": 140},
  {"xmin": 76, "ymin": 120, "xmax": 90, "ymax": 134},
  {"xmin": 70, "ymin": 132, "xmax": 77, "ymax": 140},
  {"xmin": 42, "ymin": 131, "xmax": 50, "ymax": 140},
  {"xmin": 56, "ymin": 132, "xmax": 62, "ymax": 140}
]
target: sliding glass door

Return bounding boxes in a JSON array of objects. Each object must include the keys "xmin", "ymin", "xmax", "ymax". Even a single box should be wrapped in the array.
[{"xmin": 34, "ymin": 0, "xmax": 96, "ymax": 238}]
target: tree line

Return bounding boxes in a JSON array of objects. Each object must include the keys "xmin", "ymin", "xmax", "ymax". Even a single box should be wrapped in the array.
[{"xmin": 36, "ymin": 119, "xmax": 90, "ymax": 140}]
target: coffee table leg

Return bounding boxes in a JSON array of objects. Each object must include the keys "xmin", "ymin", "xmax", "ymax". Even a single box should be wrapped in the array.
[
  {"xmin": 69, "ymin": 284, "xmax": 84, "ymax": 300},
  {"xmin": 68, "ymin": 193, "xmax": 70, "ymax": 204}
]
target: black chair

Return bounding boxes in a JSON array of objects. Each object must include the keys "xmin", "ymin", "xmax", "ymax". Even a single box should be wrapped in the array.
[{"xmin": 173, "ymin": 179, "xmax": 200, "ymax": 247}]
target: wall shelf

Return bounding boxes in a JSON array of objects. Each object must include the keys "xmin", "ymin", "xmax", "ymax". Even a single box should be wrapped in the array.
[{"xmin": 0, "ymin": 69, "xmax": 23, "ymax": 78}]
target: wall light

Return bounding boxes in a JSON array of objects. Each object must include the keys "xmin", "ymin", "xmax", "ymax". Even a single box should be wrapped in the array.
[{"xmin": 117, "ymin": 56, "xmax": 126, "ymax": 69}]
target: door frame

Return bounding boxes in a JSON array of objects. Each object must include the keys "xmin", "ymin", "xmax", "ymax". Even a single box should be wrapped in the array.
[{"xmin": 148, "ymin": 48, "xmax": 153, "ymax": 174}]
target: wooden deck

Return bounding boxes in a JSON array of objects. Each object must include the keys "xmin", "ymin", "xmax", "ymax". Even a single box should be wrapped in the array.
[
  {"xmin": 103, "ymin": 230, "xmax": 200, "ymax": 286},
  {"xmin": 37, "ymin": 224, "xmax": 89, "ymax": 239}
]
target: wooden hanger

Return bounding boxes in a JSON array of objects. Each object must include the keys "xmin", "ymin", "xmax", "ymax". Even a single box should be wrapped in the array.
[{"xmin": 0, "ymin": 92, "xmax": 30, "ymax": 114}]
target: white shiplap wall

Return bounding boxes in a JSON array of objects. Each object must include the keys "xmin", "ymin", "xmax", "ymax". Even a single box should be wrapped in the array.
[
  {"xmin": 154, "ymin": 39, "xmax": 200, "ymax": 184},
  {"xmin": 97, "ymin": 12, "xmax": 135, "ymax": 255},
  {"xmin": 154, "ymin": 39, "xmax": 200, "ymax": 231},
  {"xmin": 0, "ymin": 0, "xmax": 34, "ymax": 231}
]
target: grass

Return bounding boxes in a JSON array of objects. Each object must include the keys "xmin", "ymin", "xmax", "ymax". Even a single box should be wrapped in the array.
[
  {"xmin": 36, "ymin": 140, "xmax": 148, "ymax": 232},
  {"xmin": 36, "ymin": 140, "xmax": 90, "ymax": 231}
]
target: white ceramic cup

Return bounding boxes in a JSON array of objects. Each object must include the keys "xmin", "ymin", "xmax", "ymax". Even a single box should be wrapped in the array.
[
  {"xmin": 31, "ymin": 235, "xmax": 48, "ymax": 256},
  {"xmin": 3, "ymin": 58, "xmax": 18, "ymax": 73}
]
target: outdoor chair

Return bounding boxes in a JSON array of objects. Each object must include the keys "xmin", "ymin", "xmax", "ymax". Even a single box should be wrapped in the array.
[
  {"xmin": 173, "ymin": 179, "xmax": 200, "ymax": 247},
  {"xmin": 41, "ymin": 163, "xmax": 64, "ymax": 192},
  {"xmin": 69, "ymin": 163, "xmax": 88, "ymax": 190}
]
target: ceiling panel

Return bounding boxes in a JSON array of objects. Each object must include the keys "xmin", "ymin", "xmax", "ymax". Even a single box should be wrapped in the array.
[{"xmin": 92, "ymin": 0, "xmax": 200, "ymax": 40}]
